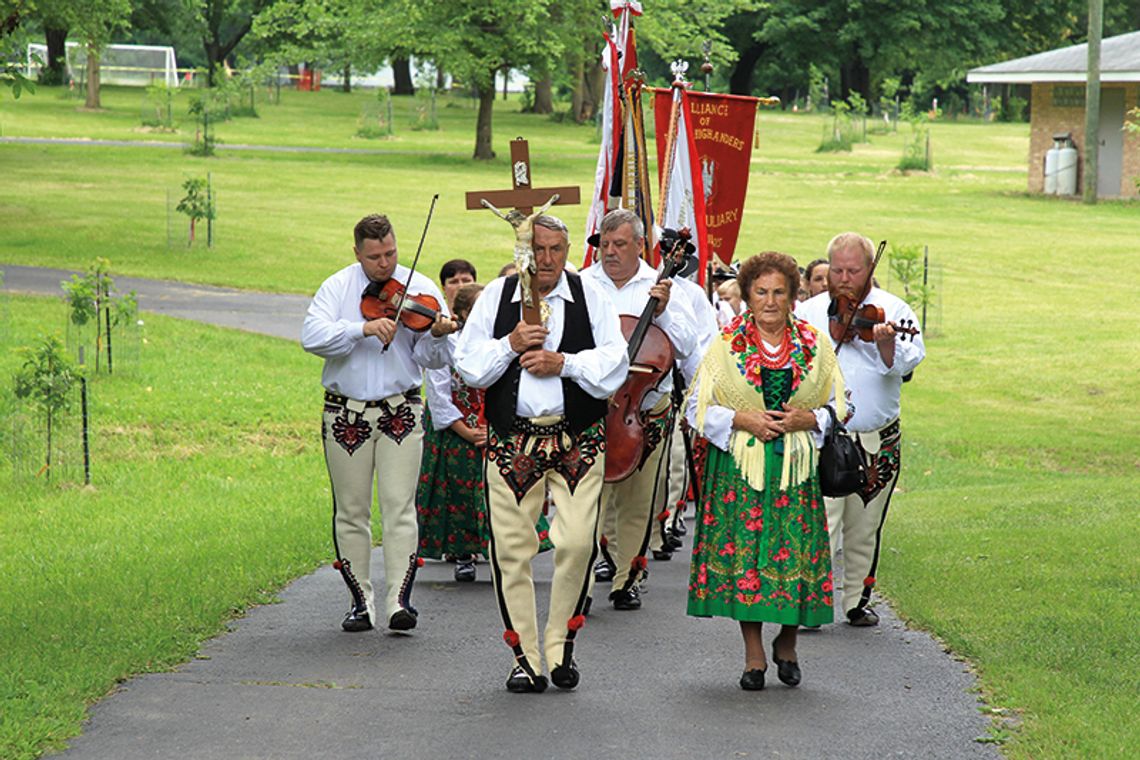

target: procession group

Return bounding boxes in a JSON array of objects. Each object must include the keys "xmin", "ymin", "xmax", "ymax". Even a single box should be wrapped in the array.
[{"xmin": 301, "ymin": 207, "xmax": 926, "ymax": 693}]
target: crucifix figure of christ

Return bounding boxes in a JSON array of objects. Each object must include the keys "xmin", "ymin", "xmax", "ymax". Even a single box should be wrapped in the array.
[{"xmin": 466, "ymin": 137, "xmax": 581, "ymax": 325}]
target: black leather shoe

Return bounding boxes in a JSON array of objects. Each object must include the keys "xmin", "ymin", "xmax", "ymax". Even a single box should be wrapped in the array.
[
  {"xmin": 771, "ymin": 643, "xmax": 801, "ymax": 687},
  {"xmin": 506, "ymin": 666, "xmax": 548, "ymax": 694},
  {"xmin": 341, "ymin": 607, "xmax": 372, "ymax": 632},
  {"xmin": 551, "ymin": 661, "xmax": 580, "ymax": 690},
  {"xmin": 739, "ymin": 667, "xmax": 767, "ymax": 691},
  {"xmin": 594, "ymin": 558, "xmax": 615, "ymax": 583},
  {"xmin": 388, "ymin": 608, "xmax": 418, "ymax": 631},
  {"xmin": 664, "ymin": 530, "xmax": 683, "ymax": 551},
  {"xmin": 847, "ymin": 607, "xmax": 880, "ymax": 627},
  {"xmin": 652, "ymin": 549, "xmax": 673, "ymax": 561},
  {"xmin": 454, "ymin": 560, "xmax": 476, "ymax": 582},
  {"xmin": 609, "ymin": 586, "xmax": 642, "ymax": 611}
]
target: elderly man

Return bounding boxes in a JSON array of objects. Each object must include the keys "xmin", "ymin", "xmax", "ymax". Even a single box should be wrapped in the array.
[
  {"xmin": 455, "ymin": 215, "xmax": 628, "ymax": 693},
  {"xmin": 795, "ymin": 232, "xmax": 925, "ymax": 626},
  {"xmin": 302, "ymin": 213, "xmax": 458, "ymax": 634},
  {"xmin": 581, "ymin": 209, "xmax": 699, "ymax": 611}
]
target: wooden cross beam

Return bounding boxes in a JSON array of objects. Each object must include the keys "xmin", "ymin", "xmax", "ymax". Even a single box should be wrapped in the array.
[{"xmin": 465, "ymin": 137, "xmax": 581, "ymax": 214}]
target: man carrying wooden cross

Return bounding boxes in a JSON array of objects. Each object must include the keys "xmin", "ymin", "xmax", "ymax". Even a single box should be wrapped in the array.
[{"xmin": 454, "ymin": 213, "xmax": 627, "ymax": 693}]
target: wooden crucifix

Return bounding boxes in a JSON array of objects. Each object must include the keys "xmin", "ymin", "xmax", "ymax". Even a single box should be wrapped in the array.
[{"xmin": 466, "ymin": 137, "xmax": 581, "ymax": 325}]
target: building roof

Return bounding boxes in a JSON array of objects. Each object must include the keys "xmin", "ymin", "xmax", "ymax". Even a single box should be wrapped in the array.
[{"xmin": 967, "ymin": 30, "xmax": 1140, "ymax": 84}]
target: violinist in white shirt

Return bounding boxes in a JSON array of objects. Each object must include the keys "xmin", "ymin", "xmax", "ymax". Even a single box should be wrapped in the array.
[{"xmin": 301, "ymin": 213, "xmax": 457, "ymax": 634}]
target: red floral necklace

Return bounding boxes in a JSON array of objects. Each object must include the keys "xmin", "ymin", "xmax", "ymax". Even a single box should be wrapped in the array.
[{"xmin": 755, "ymin": 326, "xmax": 793, "ymax": 369}]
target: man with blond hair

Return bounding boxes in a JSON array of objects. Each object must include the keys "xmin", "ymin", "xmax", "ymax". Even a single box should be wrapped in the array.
[{"xmin": 795, "ymin": 232, "xmax": 925, "ymax": 626}]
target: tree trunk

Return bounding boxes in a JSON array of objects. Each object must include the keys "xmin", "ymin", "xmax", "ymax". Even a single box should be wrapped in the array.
[
  {"xmin": 85, "ymin": 44, "xmax": 100, "ymax": 109},
  {"xmin": 502, "ymin": 67, "xmax": 509, "ymax": 100},
  {"xmin": 205, "ymin": 41, "xmax": 222, "ymax": 86},
  {"xmin": 473, "ymin": 81, "xmax": 496, "ymax": 160},
  {"xmin": 42, "ymin": 25, "xmax": 69, "ymax": 85},
  {"xmin": 728, "ymin": 43, "xmax": 766, "ymax": 96},
  {"xmin": 570, "ymin": 55, "xmax": 586, "ymax": 122},
  {"xmin": 392, "ymin": 57, "xmax": 414, "ymax": 95},
  {"xmin": 579, "ymin": 56, "xmax": 604, "ymax": 122},
  {"xmin": 839, "ymin": 57, "xmax": 871, "ymax": 104},
  {"xmin": 436, "ymin": 65, "xmax": 445, "ymax": 90},
  {"xmin": 342, "ymin": 63, "xmax": 351, "ymax": 93},
  {"xmin": 533, "ymin": 72, "xmax": 553, "ymax": 114}
]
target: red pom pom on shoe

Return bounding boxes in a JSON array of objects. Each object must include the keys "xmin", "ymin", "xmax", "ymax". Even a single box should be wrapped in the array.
[
  {"xmin": 332, "ymin": 560, "xmax": 343, "ymax": 570},
  {"xmin": 633, "ymin": 556, "xmax": 648, "ymax": 571},
  {"xmin": 863, "ymin": 575, "xmax": 876, "ymax": 587},
  {"xmin": 568, "ymin": 615, "xmax": 586, "ymax": 632},
  {"xmin": 657, "ymin": 510, "xmax": 670, "ymax": 522},
  {"xmin": 416, "ymin": 557, "xmax": 425, "ymax": 567},
  {"xmin": 503, "ymin": 630, "xmax": 521, "ymax": 648}
]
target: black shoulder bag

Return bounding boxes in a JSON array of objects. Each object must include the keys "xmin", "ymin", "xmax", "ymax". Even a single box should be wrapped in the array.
[{"xmin": 818, "ymin": 405, "xmax": 866, "ymax": 498}]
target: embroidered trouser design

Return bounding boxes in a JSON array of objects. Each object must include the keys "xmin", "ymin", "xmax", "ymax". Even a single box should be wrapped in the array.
[
  {"xmin": 484, "ymin": 418, "xmax": 606, "ymax": 676},
  {"xmin": 597, "ymin": 399, "xmax": 673, "ymax": 594},
  {"xmin": 322, "ymin": 396, "xmax": 424, "ymax": 622},
  {"xmin": 823, "ymin": 419, "xmax": 902, "ymax": 616}
]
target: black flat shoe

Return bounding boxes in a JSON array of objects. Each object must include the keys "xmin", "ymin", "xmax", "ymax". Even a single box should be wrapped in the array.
[
  {"xmin": 740, "ymin": 667, "xmax": 766, "ymax": 691},
  {"xmin": 551, "ymin": 661, "xmax": 580, "ymax": 690},
  {"xmin": 341, "ymin": 607, "xmax": 372, "ymax": 632},
  {"xmin": 771, "ymin": 643, "xmax": 801, "ymax": 687},
  {"xmin": 609, "ymin": 585, "xmax": 642, "ymax": 611},
  {"xmin": 847, "ymin": 607, "xmax": 880, "ymax": 627},
  {"xmin": 594, "ymin": 558, "xmax": 615, "ymax": 582},
  {"xmin": 651, "ymin": 549, "xmax": 673, "ymax": 561},
  {"xmin": 454, "ymin": 560, "xmax": 476, "ymax": 582},
  {"xmin": 506, "ymin": 666, "xmax": 548, "ymax": 694},
  {"xmin": 388, "ymin": 608, "xmax": 418, "ymax": 631}
]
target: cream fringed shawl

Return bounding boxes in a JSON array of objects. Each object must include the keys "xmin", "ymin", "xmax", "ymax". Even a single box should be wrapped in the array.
[{"xmin": 691, "ymin": 316, "xmax": 845, "ymax": 493}]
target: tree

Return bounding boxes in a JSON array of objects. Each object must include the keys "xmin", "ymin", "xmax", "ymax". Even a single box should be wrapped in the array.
[
  {"xmin": 190, "ymin": 0, "xmax": 275, "ymax": 86},
  {"xmin": 422, "ymin": 0, "xmax": 553, "ymax": 159}
]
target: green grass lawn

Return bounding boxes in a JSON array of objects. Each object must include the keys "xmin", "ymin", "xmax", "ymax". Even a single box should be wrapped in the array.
[
  {"xmin": 1, "ymin": 85, "xmax": 1138, "ymax": 759},
  {"xmin": 0, "ymin": 295, "xmax": 331, "ymax": 760}
]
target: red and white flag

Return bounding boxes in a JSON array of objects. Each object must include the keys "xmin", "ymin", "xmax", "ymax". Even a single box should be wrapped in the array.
[
  {"xmin": 583, "ymin": 1, "xmax": 643, "ymax": 268},
  {"xmin": 653, "ymin": 72, "xmax": 708, "ymax": 280}
]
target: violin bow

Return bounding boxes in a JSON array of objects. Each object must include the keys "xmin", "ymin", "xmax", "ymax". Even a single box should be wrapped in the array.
[
  {"xmin": 382, "ymin": 194, "xmax": 439, "ymax": 352},
  {"xmin": 834, "ymin": 239, "xmax": 887, "ymax": 355}
]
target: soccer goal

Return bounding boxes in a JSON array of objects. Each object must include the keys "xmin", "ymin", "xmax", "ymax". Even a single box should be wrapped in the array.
[{"xmin": 27, "ymin": 42, "xmax": 179, "ymax": 88}]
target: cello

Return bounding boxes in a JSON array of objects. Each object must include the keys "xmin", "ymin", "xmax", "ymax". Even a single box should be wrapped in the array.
[{"xmin": 604, "ymin": 229, "xmax": 692, "ymax": 483}]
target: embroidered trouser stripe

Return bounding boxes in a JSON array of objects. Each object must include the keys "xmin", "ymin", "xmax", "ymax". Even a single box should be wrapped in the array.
[
  {"xmin": 484, "ymin": 436, "xmax": 606, "ymax": 676},
  {"xmin": 322, "ymin": 402, "xmax": 423, "ymax": 622},
  {"xmin": 823, "ymin": 424, "xmax": 902, "ymax": 616}
]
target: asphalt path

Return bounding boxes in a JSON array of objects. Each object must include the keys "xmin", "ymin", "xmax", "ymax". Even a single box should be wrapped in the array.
[{"xmin": 3, "ymin": 265, "xmax": 997, "ymax": 759}]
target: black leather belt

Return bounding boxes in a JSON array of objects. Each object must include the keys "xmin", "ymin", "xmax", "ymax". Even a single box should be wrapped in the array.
[{"xmin": 324, "ymin": 389, "xmax": 420, "ymax": 408}]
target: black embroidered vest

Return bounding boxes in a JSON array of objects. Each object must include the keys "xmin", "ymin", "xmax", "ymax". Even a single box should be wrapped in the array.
[{"xmin": 485, "ymin": 273, "xmax": 609, "ymax": 438}]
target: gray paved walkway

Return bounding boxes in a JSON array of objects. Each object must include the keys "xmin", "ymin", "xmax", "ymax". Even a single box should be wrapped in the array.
[{"xmin": 2, "ymin": 264, "xmax": 997, "ymax": 759}]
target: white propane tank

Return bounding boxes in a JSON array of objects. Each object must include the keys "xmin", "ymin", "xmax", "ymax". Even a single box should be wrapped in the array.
[
  {"xmin": 1057, "ymin": 144, "xmax": 1078, "ymax": 196},
  {"xmin": 1044, "ymin": 145, "xmax": 1060, "ymax": 195}
]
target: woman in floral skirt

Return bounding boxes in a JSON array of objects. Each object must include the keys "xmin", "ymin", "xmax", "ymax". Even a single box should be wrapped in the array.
[
  {"xmin": 686, "ymin": 252, "xmax": 845, "ymax": 690},
  {"xmin": 417, "ymin": 283, "xmax": 552, "ymax": 581}
]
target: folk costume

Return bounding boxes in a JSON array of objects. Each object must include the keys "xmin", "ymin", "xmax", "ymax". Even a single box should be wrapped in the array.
[
  {"xmin": 302, "ymin": 262, "xmax": 452, "ymax": 632},
  {"xmin": 650, "ymin": 274, "xmax": 720, "ymax": 559},
  {"xmin": 455, "ymin": 272, "xmax": 627, "ymax": 690},
  {"xmin": 796, "ymin": 289, "xmax": 925, "ymax": 622},
  {"xmin": 417, "ymin": 364, "xmax": 554, "ymax": 567},
  {"xmin": 581, "ymin": 261, "xmax": 699, "ymax": 608},
  {"xmin": 686, "ymin": 313, "xmax": 842, "ymax": 626}
]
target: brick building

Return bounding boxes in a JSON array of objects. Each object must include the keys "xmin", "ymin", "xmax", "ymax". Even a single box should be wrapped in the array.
[{"xmin": 968, "ymin": 30, "xmax": 1140, "ymax": 200}]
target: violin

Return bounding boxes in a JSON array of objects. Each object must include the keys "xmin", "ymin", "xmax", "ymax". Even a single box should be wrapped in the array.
[
  {"xmin": 604, "ymin": 228, "xmax": 692, "ymax": 484},
  {"xmin": 827, "ymin": 239, "xmax": 919, "ymax": 346},
  {"xmin": 828, "ymin": 297, "xmax": 919, "ymax": 344},
  {"xmin": 360, "ymin": 278, "xmax": 449, "ymax": 333}
]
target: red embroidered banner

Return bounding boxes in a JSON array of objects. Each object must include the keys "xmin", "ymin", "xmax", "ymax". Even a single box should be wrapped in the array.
[{"xmin": 654, "ymin": 89, "xmax": 758, "ymax": 267}]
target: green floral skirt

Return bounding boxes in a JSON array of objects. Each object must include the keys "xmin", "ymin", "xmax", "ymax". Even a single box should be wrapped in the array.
[
  {"xmin": 416, "ymin": 413, "xmax": 553, "ymax": 560},
  {"xmin": 687, "ymin": 443, "xmax": 834, "ymax": 626}
]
